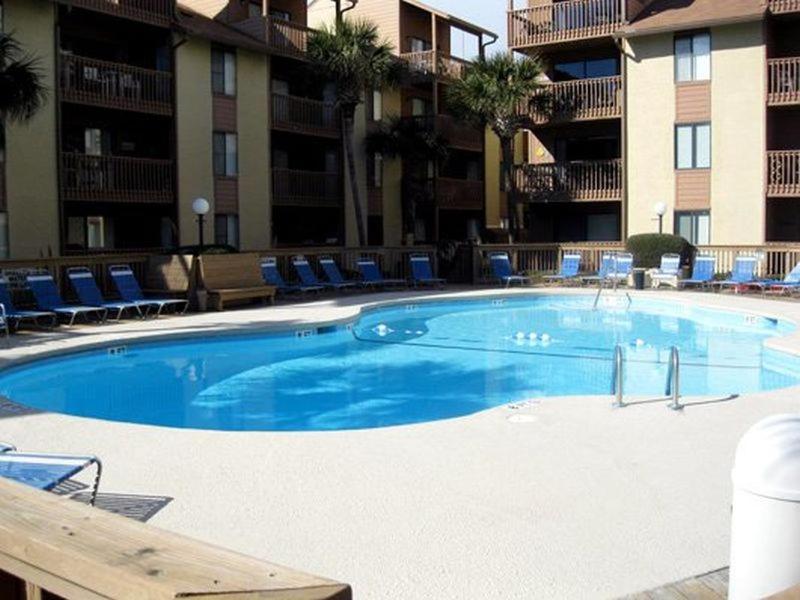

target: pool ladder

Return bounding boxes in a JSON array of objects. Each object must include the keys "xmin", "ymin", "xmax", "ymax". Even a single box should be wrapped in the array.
[{"xmin": 611, "ymin": 345, "xmax": 682, "ymax": 409}]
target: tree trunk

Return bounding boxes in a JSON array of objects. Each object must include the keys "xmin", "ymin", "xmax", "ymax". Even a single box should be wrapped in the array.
[
  {"xmin": 500, "ymin": 136, "xmax": 518, "ymax": 238},
  {"xmin": 341, "ymin": 107, "xmax": 366, "ymax": 246}
]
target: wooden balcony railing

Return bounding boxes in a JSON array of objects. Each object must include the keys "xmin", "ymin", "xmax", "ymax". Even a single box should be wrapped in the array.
[
  {"xmin": 768, "ymin": 150, "xmax": 800, "ymax": 197},
  {"xmin": 508, "ymin": 0, "xmax": 626, "ymax": 49},
  {"xmin": 55, "ymin": 0, "xmax": 173, "ymax": 27},
  {"xmin": 529, "ymin": 75, "xmax": 622, "ymax": 124},
  {"xmin": 235, "ymin": 16, "xmax": 310, "ymax": 58},
  {"xmin": 272, "ymin": 168, "xmax": 341, "ymax": 206},
  {"xmin": 436, "ymin": 177, "xmax": 485, "ymax": 210},
  {"xmin": 60, "ymin": 153, "xmax": 175, "ymax": 204},
  {"xmin": 769, "ymin": 0, "xmax": 800, "ymax": 13},
  {"xmin": 399, "ymin": 50, "xmax": 471, "ymax": 79},
  {"xmin": 60, "ymin": 54, "xmax": 173, "ymax": 115},
  {"xmin": 516, "ymin": 159, "xmax": 622, "ymax": 202},
  {"xmin": 768, "ymin": 57, "xmax": 800, "ymax": 105},
  {"xmin": 434, "ymin": 115, "xmax": 483, "ymax": 151},
  {"xmin": 272, "ymin": 94, "xmax": 339, "ymax": 137}
]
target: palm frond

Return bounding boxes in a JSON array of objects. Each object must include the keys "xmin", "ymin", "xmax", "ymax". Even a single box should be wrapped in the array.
[{"xmin": 0, "ymin": 33, "xmax": 47, "ymax": 123}]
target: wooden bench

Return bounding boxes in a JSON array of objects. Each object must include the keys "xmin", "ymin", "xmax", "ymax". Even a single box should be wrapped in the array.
[
  {"xmin": 0, "ymin": 477, "xmax": 351, "ymax": 599},
  {"xmin": 198, "ymin": 253, "xmax": 276, "ymax": 311}
]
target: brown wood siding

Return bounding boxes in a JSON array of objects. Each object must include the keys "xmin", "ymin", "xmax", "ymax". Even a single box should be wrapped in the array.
[
  {"xmin": 675, "ymin": 82, "xmax": 711, "ymax": 123},
  {"xmin": 272, "ymin": 0, "xmax": 308, "ymax": 25},
  {"xmin": 675, "ymin": 169, "xmax": 711, "ymax": 209},
  {"xmin": 350, "ymin": 0, "xmax": 400, "ymax": 53},
  {"xmin": 400, "ymin": 3, "xmax": 433, "ymax": 53},
  {"xmin": 213, "ymin": 95, "xmax": 237, "ymax": 131},
  {"xmin": 214, "ymin": 176, "xmax": 239, "ymax": 213}
]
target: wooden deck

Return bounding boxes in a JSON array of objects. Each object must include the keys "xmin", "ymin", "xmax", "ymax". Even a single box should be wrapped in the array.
[{"xmin": 622, "ymin": 568, "xmax": 729, "ymax": 599}]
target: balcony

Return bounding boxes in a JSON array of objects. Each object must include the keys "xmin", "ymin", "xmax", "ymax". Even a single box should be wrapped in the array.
[
  {"xmin": 271, "ymin": 94, "xmax": 339, "ymax": 138},
  {"xmin": 770, "ymin": 0, "xmax": 800, "ymax": 13},
  {"xmin": 60, "ymin": 153, "xmax": 174, "ymax": 204},
  {"xmin": 55, "ymin": 0, "xmax": 173, "ymax": 27},
  {"xmin": 768, "ymin": 151, "xmax": 800, "ymax": 197},
  {"xmin": 399, "ymin": 50, "xmax": 471, "ymax": 80},
  {"xmin": 60, "ymin": 54, "xmax": 173, "ymax": 116},
  {"xmin": 405, "ymin": 115, "xmax": 483, "ymax": 152},
  {"xmin": 768, "ymin": 58, "xmax": 800, "ymax": 106},
  {"xmin": 272, "ymin": 168, "xmax": 341, "ymax": 207},
  {"xmin": 516, "ymin": 159, "xmax": 622, "ymax": 202},
  {"xmin": 529, "ymin": 75, "xmax": 622, "ymax": 125},
  {"xmin": 436, "ymin": 178, "xmax": 484, "ymax": 210},
  {"xmin": 508, "ymin": 0, "xmax": 626, "ymax": 50},
  {"xmin": 235, "ymin": 16, "xmax": 310, "ymax": 59}
]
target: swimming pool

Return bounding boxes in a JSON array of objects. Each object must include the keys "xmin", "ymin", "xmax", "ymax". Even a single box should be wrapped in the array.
[{"xmin": 1, "ymin": 295, "xmax": 799, "ymax": 431}]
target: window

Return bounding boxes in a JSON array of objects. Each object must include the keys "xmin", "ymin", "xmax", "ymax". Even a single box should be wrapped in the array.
[
  {"xmin": 248, "ymin": 1, "xmax": 262, "ymax": 17},
  {"xmin": 215, "ymin": 214, "xmax": 240, "ymax": 248},
  {"xmin": 371, "ymin": 89, "xmax": 383, "ymax": 121},
  {"xmin": 675, "ymin": 32, "xmax": 710, "ymax": 82},
  {"xmin": 213, "ymin": 132, "xmax": 238, "ymax": 176},
  {"xmin": 411, "ymin": 97, "xmax": 430, "ymax": 117},
  {"xmin": 675, "ymin": 211, "xmax": 710, "ymax": 245},
  {"xmin": 269, "ymin": 8, "xmax": 290, "ymax": 20},
  {"xmin": 553, "ymin": 57, "xmax": 619, "ymax": 81},
  {"xmin": 675, "ymin": 123, "xmax": 710, "ymax": 169},
  {"xmin": 211, "ymin": 48, "xmax": 236, "ymax": 96},
  {"xmin": 369, "ymin": 153, "xmax": 383, "ymax": 188},
  {"xmin": 409, "ymin": 37, "xmax": 430, "ymax": 53}
]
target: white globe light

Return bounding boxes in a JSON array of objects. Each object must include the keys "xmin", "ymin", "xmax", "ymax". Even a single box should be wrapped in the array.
[
  {"xmin": 192, "ymin": 197, "xmax": 210, "ymax": 216},
  {"xmin": 654, "ymin": 202, "xmax": 667, "ymax": 217}
]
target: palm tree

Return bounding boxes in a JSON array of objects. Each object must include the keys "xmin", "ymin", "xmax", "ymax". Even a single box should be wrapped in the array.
[
  {"xmin": 366, "ymin": 115, "xmax": 449, "ymax": 240},
  {"xmin": 308, "ymin": 19, "xmax": 400, "ymax": 246},
  {"xmin": 0, "ymin": 33, "xmax": 46, "ymax": 124},
  {"xmin": 447, "ymin": 53, "xmax": 543, "ymax": 237}
]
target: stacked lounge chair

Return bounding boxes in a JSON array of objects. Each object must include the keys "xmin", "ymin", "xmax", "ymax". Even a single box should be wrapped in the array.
[
  {"xmin": 409, "ymin": 254, "xmax": 446, "ymax": 288},
  {"xmin": 27, "ymin": 273, "xmax": 108, "ymax": 326},
  {"xmin": 581, "ymin": 253, "xmax": 632, "ymax": 286},
  {"xmin": 711, "ymin": 255, "xmax": 759, "ymax": 292},
  {"xmin": 293, "ymin": 256, "xmax": 355, "ymax": 291},
  {"xmin": 751, "ymin": 262, "xmax": 800, "ymax": 295},
  {"xmin": 260, "ymin": 257, "xmax": 321, "ymax": 294},
  {"xmin": 489, "ymin": 252, "xmax": 530, "ymax": 287},
  {"xmin": 543, "ymin": 253, "xmax": 581, "ymax": 284}
]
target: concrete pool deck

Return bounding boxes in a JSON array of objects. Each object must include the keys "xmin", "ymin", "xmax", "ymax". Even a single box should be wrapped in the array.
[{"xmin": 0, "ymin": 287, "xmax": 799, "ymax": 599}]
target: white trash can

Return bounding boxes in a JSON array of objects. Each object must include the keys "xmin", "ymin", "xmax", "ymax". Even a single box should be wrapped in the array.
[{"xmin": 730, "ymin": 414, "xmax": 800, "ymax": 599}]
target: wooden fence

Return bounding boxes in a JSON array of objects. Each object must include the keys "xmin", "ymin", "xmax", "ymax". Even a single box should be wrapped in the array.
[{"xmin": 0, "ymin": 478, "xmax": 350, "ymax": 600}]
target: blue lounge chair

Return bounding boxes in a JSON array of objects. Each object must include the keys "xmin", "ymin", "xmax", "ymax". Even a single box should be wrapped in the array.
[
  {"xmin": 319, "ymin": 257, "xmax": 363, "ymax": 288},
  {"xmin": 752, "ymin": 262, "xmax": 800, "ymax": 294},
  {"xmin": 543, "ymin": 253, "xmax": 581, "ymax": 284},
  {"xmin": 0, "ymin": 276, "xmax": 57, "ymax": 331},
  {"xmin": 67, "ymin": 267, "xmax": 147, "ymax": 321},
  {"xmin": 712, "ymin": 255, "xmax": 759, "ymax": 292},
  {"xmin": 581, "ymin": 254, "xmax": 614, "ymax": 285},
  {"xmin": 0, "ymin": 447, "xmax": 102, "ymax": 505},
  {"xmin": 678, "ymin": 255, "xmax": 716, "ymax": 289},
  {"xmin": 356, "ymin": 258, "xmax": 405, "ymax": 288},
  {"xmin": 260, "ymin": 257, "xmax": 321, "ymax": 294},
  {"xmin": 489, "ymin": 252, "xmax": 530, "ymax": 287},
  {"xmin": 293, "ymin": 256, "xmax": 354, "ymax": 291},
  {"xmin": 109, "ymin": 265, "xmax": 189, "ymax": 317},
  {"xmin": 650, "ymin": 253, "xmax": 682, "ymax": 288},
  {"xmin": 410, "ymin": 254, "xmax": 446, "ymax": 288},
  {"xmin": 27, "ymin": 274, "xmax": 107, "ymax": 326},
  {"xmin": 608, "ymin": 253, "xmax": 633, "ymax": 285}
]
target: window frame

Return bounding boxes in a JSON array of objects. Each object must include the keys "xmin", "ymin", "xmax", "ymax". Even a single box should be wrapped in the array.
[
  {"xmin": 674, "ymin": 31, "xmax": 711, "ymax": 83},
  {"xmin": 675, "ymin": 122, "xmax": 711, "ymax": 170},
  {"xmin": 211, "ymin": 47, "xmax": 236, "ymax": 97},
  {"xmin": 674, "ymin": 210, "xmax": 710, "ymax": 245},
  {"xmin": 213, "ymin": 131, "xmax": 238, "ymax": 177}
]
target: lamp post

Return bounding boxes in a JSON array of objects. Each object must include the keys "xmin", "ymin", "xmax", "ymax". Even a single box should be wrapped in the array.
[
  {"xmin": 192, "ymin": 197, "xmax": 210, "ymax": 254},
  {"xmin": 654, "ymin": 202, "xmax": 667, "ymax": 234}
]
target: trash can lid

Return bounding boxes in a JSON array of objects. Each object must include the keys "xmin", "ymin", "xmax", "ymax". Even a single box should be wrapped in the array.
[{"xmin": 732, "ymin": 414, "xmax": 800, "ymax": 501}]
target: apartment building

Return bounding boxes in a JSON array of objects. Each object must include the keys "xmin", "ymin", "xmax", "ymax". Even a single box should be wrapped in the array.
[
  {"xmin": 509, "ymin": 0, "xmax": 800, "ymax": 245},
  {"xmin": 310, "ymin": 0, "xmax": 501, "ymax": 245},
  {"xmin": 0, "ymin": 0, "xmax": 498, "ymax": 259}
]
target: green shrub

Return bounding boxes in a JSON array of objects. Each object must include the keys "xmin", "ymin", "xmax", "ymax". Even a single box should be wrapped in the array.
[{"xmin": 625, "ymin": 234, "xmax": 694, "ymax": 269}]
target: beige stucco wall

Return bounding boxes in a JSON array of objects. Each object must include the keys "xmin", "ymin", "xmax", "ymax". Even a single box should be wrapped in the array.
[
  {"xmin": 709, "ymin": 22, "xmax": 765, "ymax": 245},
  {"xmin": 381, "ymin": 89, "xmax": 403, "ymax": 246},
  {"xmin": 5, "ymin": 1, "xmax": 60, "ymax": 259},
  {"xmin": 625, "ymin": 33, "xmax": 676, "ymax": 238},
  {"xmin": 236, "ymin": 51, "xmax": 271, "ymax": 250},
  {"xmin": 175, "ymin": 37, "xmax": 215, "ymax": 247},
  {"xmin": 485, "ymin": 130, "xmax": 503, "ymax": 228}
]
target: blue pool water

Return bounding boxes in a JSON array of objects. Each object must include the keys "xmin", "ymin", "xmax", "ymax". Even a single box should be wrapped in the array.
[{"xmin": 1, "ymin": 295, "xmax": 799, "ymax": 431}]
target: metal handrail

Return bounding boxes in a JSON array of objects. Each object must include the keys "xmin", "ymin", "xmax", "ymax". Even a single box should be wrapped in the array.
[
  {"xmin": 611, "ymin": 344, "xmax": 624, "ymax": 407},
  {"xmin": 666, "ymin": 346, "xmax": 682, "ymax": 410}
]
